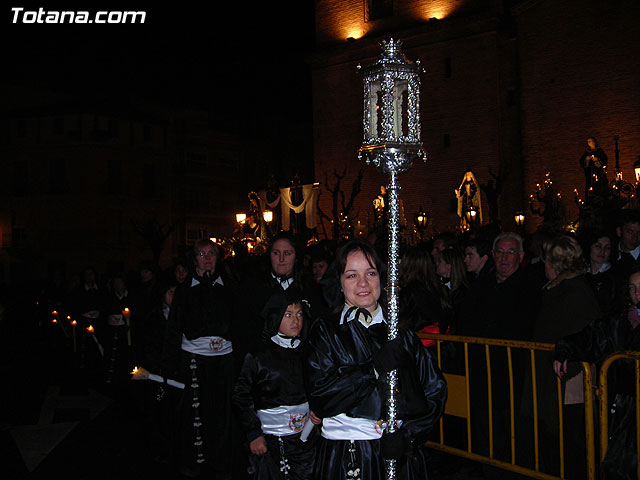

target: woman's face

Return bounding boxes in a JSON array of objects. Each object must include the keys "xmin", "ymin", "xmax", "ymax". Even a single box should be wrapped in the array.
[
  {"xmin": 279, "ymin": 303, "xmax": 303, "ymax": 337},
  {"xmin": 590, "ymin": 237, "xmax": 611, "ymax": 265},
  {"xmin": 271, "ymin": 239, "xmax": 296, "ymax": 277},
  {"xmin": 436, "ymin": 259, "xmax": 452, "ymax": 278},
  {"xmin": 163, "ymin": 286, "xmax": 176, "ymax": 307},
  {"xmin": 341, "ymin": 250, "xmax": 381, "ymax": 312},
  {"xmin": 629, "ymin": 272, "xmax": 640, "ymax": 305},
  {"xmin": 195, "ymin": 245, "xmax": 217, "ymax": 275},
  {"xmin": 175, "ymin": 264, "xmax": 188, "ymax": 283}
]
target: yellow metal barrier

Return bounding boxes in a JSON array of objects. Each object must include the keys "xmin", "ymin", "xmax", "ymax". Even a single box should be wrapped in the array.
[
  {"xmin": 597, "ymin": 350, "xmax": 640, "ymax": 479},
  {"xmin": 420, "ymin": 332, "xmax": 597, "ymax": 480}
]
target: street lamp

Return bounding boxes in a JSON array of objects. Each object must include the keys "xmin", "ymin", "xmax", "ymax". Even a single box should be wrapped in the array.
[
  {"xmin": 633, "ymin": 156, "xmax": 640, "ymax": 183},
  {"xmin": 414, "ymin": 207, "xmax": 429, "ymax": 240}
]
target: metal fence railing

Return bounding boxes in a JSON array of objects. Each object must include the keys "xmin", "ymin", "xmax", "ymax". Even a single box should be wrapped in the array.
[{"xmin": 418, "ymin": 332, "xmax": 598, "ymax": 479}]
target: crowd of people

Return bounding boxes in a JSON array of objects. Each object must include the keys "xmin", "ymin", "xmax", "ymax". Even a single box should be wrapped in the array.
[{"xmin": 8, "ymin": 206, "xmax": 640, "ymax": 479}]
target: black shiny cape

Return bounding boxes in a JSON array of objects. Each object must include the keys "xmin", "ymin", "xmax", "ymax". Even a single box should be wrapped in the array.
[
  {"xmin": 233, "ymin": 341, "xmax": 308, "ymax": 443},
  {"xmin": 303, "ymin": 311, "xmax": 447, "ymax": 478},
  {"xmin": 555, "ymin": 308, "xmax": 640, "ymax": 479}
]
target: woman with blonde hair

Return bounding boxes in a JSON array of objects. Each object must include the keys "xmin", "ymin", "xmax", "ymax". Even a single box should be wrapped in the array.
[{"xmin": 524, "ymin": 234, "xmax": 601, "ymax": 477}]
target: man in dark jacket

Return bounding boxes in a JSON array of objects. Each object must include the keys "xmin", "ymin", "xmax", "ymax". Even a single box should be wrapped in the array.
[{"xmin": 457, "ymin": 232, "xmax": 544, "ymax": 478}]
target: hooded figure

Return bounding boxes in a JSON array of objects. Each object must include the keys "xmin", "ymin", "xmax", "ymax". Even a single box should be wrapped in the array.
[{"xmin": 232, "ymin": 288, "xmax": 319, "ymax": 480}]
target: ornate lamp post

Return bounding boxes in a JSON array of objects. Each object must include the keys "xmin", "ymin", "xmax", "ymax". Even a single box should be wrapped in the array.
[{"xmin": 357, "ymin": 38, "xmax": 426, "ymax": 479}]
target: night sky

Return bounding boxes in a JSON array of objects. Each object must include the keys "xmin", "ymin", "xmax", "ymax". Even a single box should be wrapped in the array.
[{"xmin": 4, "ymin": 2, "xmax": 316, "ymax": 135}]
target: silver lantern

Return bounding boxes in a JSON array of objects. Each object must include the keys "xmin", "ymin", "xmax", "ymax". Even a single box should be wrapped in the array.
[{"xmin": 357, "ymin": 38, "xmax": 427, "ymax": 479}]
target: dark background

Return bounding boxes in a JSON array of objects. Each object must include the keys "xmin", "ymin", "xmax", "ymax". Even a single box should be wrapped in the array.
[{"xmin": 4, "ymin": 2, "xmax": 316, "ymax": 139}]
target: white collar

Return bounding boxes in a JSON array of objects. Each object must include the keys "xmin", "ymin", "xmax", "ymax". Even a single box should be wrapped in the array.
[
  {"xmin": 340, "ymin": 303, "xmax": 384, "ymax": 328},
  {"xmin": 271, "ymin": 272, "xmax": 294, "ymax": 290},
  {"xmin": 191, "ymin": 276, "xmax": 224, "ymax": 287},
  {"xmin": 618, "ymin": 244, "xmax": 640, "ymax": 261},
  {"xmin": 590, "ymin": 262, "xmax": 611, "ymax": 274},
  {"xmin": 271, "ymin": 334, "xmax": 301, "ymax": 349}
]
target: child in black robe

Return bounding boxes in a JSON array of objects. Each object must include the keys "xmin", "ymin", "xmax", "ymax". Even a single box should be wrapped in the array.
[{"xmin": 233, "ymin": 288, "xmax": 320, "ymax": 479}]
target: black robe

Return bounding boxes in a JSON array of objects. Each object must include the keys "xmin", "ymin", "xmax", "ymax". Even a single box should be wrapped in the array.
[
  {"xmin": 303, "ymin": 309, "xmax": 447, "ymax": 479},
  {"xmin": 161, "ymin": 272, "xmax": 239, "ymax": 478},
  {"xmin": 233, "ymin": 337, "xmax": 316, "ymax": 479},
  {"xmin": 233, "ymin": 289, "xmax": 318, "ymax": 480},
  {"xmin": 555, "ymin": 308, "xmax": 640, "ymax": 480},
  {"xmin": 238, "ymin": 269, "xmax": 327, "ymax": 362}
]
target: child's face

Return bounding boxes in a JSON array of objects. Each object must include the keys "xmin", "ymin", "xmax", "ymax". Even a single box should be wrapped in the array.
[{"xmin": 279, "ymin": 303, "xmax": 303, "ymax": 337}]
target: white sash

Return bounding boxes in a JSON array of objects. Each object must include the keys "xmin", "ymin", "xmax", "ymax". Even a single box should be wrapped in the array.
[
  {"xmin": 257, "ymin": 402, "xmax": 309, "ymax": 437},
  {"xmin": 181, "ymin": 335, "xmax": 232, "ymax": 356},
  {"xmin": 321, "ymin": 413, "xmax": 384, "ymax": 441}
]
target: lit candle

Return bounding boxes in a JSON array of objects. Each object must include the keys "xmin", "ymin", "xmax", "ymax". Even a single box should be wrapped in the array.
[
  {"xmin": 130, "ymin": 365, "xmax": 184, "ymax": 389},
  {"xmin": 86, "ymin": 325, "xmax": 104, "ymax": 356},
  {"xmin": 122, "ymin": 308, "xmax": 131, "ymax": 346},
  {"xmin": 71, "ymin": 320, "xmax": 77, "ymax": 352}
]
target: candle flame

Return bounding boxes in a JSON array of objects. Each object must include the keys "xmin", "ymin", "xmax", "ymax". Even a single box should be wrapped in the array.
[
  {"xmin": 52, "ymin": 310, "xmax": 58, "ymax": 315},
  {"xmin": 122, "ymin": 308, "xmax": 130, "ymax": 315},
  {"xmin": 131, "ymin": 366, "xmax": 139, "ymax": 375},
  {"xmin": 71, "ymin": 320, "xmax": 77, "ymax": 326},
  {"xmin": 87, "ymin": 325, "xmax": 94, "ymax": 333},
  {"xmin": 52, "ymin": 318, "xmax": 58, "ymax": 324}
]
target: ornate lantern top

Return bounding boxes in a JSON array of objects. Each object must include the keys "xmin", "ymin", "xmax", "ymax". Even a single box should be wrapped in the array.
[
  {"xmin": 357, "ymin": 38, "xmax": 422, "ymax": 75},
  {"xmin": 357, "ymin": 38, "xmax": 426, "ymax": 176}
]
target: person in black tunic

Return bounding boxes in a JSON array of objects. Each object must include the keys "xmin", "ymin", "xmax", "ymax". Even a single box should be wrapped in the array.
[
  {"xmin": 233, "ymin": 289, "xmax": 321, "ymax": 479},
  {"xmin": 554, "ymin": 266, "xmax": 640, "ymax": 480},
  {"xmin": 162, "ymin": 239, "xmax": 239, "ymax": 479},
  {"xmin": 239, "ymin": 232, "xmax": 327, "ymax": 362},
  {"xmin": 303, "ymin": 240, "xmax": 447, "ymax": 479}
]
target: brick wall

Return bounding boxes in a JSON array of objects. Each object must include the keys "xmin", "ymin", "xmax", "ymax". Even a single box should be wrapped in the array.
[
  {"xmin": 312, "ymin": 0, "xmax": 640, "ymax": 239},
  {"xmin": 514, "ymin": 0, "xmax": 640, "ymax": 230}
]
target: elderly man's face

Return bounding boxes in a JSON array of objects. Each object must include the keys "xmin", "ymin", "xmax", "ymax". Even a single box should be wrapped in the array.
[{"xmin": 493, "ymin": 238, "xmax": 524, "ymax": 282}]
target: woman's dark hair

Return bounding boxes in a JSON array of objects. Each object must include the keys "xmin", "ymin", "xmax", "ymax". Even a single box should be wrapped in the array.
[
  {"xmin": 441, "ymin": 247, "xmax": 469, "ymax": 292},
  {"xmin": 334, "ymin": 239, "xmax": 384, "ymax": 277},
  {"xmin": 400, "ymin": 244, "xmax": 439, "ymax": 287},
  {"xmin": 579, "ymin": 230, "xmax": 613, "ymax": 261},
  {"xmin": 267, "ymin": 231, "xmax": 298, "ymax": 257},
  {"xmin": 332, "ymin": 239, "xmax": 386, "ymax": 313},
  {"xmin": 400, "ymin": 244, "xmax": 453, "ymax": 314}
]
